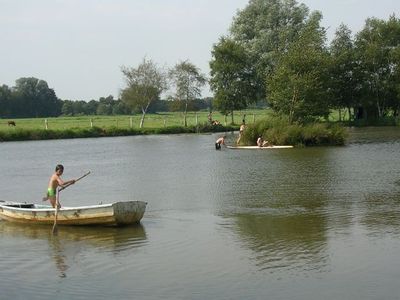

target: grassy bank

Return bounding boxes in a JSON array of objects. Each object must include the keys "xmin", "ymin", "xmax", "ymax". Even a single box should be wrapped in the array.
[
  {"xmin": 0, "ymin": 110, "xmax": 270, "ymax": 142},
  {"xmin": 0, "ymin": 110, "xmax": 349, "ymax": 145},
  {"xmin": 239, "ymin": 116, "xmax": 347, "ymax": 146},
  {"xmin": 0, "ymin": 123, "xmax": 240, "ymax": 142}
]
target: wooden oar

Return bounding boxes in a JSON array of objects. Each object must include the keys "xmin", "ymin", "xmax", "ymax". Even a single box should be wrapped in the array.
[
  {"xmin": 52, "ymin": 171, "xmax": 90, "ymax": 234},
  {"xmin": 52, "ymin": 189, "xmax": 60, "ymax": 234},
  {"xmin": 59, "ymin": 171, "xmax": 91, "ymax": 192}
]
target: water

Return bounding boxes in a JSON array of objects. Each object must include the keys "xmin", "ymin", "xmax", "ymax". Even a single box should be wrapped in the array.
[{"xmin": 1, "ymin": 127, "xmax": 400, "ymax": 299}]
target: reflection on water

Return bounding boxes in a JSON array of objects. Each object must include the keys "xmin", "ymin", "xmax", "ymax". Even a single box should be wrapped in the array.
[
  {"xmin": 0, "ymin": 128, "xmax": 400, "ymax": 299},
  {"xmin": 230, "ymin": 212, "xmax": 328, "ymax": 273},
  {"xmin": 0, "ymin": 222, "xmax": 147, "ymax": 278}
]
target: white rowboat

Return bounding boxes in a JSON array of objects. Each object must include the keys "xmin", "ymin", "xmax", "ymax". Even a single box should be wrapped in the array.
[
  {"xmin": 227, "ymin": 145, "xmax": 294, "ymax": 150},
  {"xmin": 0, "ymin": 201, "xmax": 147, "ymax": 226}
]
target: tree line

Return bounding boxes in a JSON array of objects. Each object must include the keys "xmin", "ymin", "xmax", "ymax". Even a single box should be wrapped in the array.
[
  {"xmin": 209, "ymin": 0, "xmax": 400, "ymax": 124},
  {"xmin": 0, "ymin": 75, "xmax": 210, "ymax": 119},
  {"xmin": 2, "ymin": 0, "xmax": 399, "ymax": 126}
]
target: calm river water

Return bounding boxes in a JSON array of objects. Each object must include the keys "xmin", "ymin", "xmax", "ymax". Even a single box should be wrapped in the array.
[{"xmin": 1, "ymin": 127, "xmax": 400, "ymax": 299}]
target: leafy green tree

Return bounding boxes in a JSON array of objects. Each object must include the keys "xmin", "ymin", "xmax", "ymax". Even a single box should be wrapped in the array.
[
  {"xmin": 266, "ymin": 12, "xmax": 330, "ymax": 123},
  {"xmin": 209, "ymin": 37, "xmax": 254, "ymax": 124},
  {"xmin": 61, "ymin": 101, "xmax": 74, "ymax": 116},
  {"xmin": 13, "ymin": 77, "xmax": 61, "ymax": 117},
  {"xmin": 86, "ymin": 100, "xmax": 99, "ymax": 115},
  {"xmin": 354, "ymin": 15, "xmax": 400, "ymax": 119},
  {"xmin": 329, "ymin": 24, "xmax": 359, "ymax": 121},
  {"xmin": 169, "ymin": 60, "xmax": 206, "ymax": 126},
  {"xmin": 229, "ymin": 0, "xmax": 310, "ymax": 102},
  {"xmin": 121, "ymin": 58, "xmax": 167, "ymax": 128}
]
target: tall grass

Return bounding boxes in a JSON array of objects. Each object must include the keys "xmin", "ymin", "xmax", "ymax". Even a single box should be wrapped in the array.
[{"xmin": 239, "ymin": 116, "xmax": 347, "ymax": 146}]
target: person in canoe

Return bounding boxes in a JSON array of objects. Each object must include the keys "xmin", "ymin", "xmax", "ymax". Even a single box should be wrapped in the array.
[
  {"xmin": 215, "ymin": 135, "xmax": 226, "ymax": 150},
  {"xmin": 43, "ymin": 164, "xmax": 76, "ymax": 208}
]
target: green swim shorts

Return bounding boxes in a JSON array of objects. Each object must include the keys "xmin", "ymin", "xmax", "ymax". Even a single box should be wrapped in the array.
[{"xmin": 47, "ymin": 188, "xmax": 56, "ymax": 197}]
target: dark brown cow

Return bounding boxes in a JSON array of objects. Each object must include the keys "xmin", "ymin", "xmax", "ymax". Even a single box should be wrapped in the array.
[{"xmin": 7, "ymin": 121, "xmax": 16, "ymax": 126}]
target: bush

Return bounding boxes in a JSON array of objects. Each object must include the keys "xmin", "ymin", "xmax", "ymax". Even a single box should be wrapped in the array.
[{"xmin": 240, "ymin": 116, "xmax": 347, "ymax": 146}]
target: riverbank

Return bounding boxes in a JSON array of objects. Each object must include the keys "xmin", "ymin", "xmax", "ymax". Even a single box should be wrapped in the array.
[{"xmin": 0, "ymin": 123, "xmax": 237, "ymax": 142}]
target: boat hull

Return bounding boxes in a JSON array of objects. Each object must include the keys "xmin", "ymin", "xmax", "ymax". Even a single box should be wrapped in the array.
[
  {"xmin": 227, "ymin": 145, "xmax": 293, "ymax": 150},
  {"xmin": 0, "ymin": 201, "xmax": 147, "ymax": 226}
]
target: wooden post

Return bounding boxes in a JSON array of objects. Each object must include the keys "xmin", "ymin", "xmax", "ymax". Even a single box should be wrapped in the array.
[
  {"xmin": 90, "ymin": 118, "xmax": 93, "ymax": 128},
  {"xmin": 45, "ymin": 119, "xmax": 48, "ymax": 130},
  {"xmin": 224, "ymin": 115, "xmax": 227, "ymax": 126},
  {"xmin": 195, "ymin": 112, "xmax": 198, "ymax": 126},
  {"xmin": 130, "ymin": 117, "xmax": 133, "ymax": 128},
  {"xmin": 164, "ymin": 118, "xmax": 166, "ymax": 128},
  {"xmin": 253, "ymin": 114, "xmax": 255, "ymax": 123}
]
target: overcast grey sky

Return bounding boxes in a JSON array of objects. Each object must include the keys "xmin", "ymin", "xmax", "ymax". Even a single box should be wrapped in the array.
[{"xmin": 0, "ymin": 0, "xmax": 399, "ymax": 100}]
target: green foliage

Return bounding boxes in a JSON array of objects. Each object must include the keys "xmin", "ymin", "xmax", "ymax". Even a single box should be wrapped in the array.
[
  {"xmin": 266, "ymin": 11, "xmax": 331, "ymax": 123},
  {"xmin": 209, "ymin": 37, "xmax": 254, "ymax": 118},
  {"xmin": 169, "ymin": 60, "xmax": 207, "ymax": 127},
  {"xmin": 239, "ymin": 116, "xmax": 347, "ymax": 146},
  {"xmin": 121, "ymin": 58, "xmax": 167, "ymax": 128},
  {"xmin": 229, "ymin": 0, "xmax": 310, "ymax": 102}
]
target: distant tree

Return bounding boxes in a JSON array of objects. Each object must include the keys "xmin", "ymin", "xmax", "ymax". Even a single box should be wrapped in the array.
[
  {"xmin": 209, "ymin": 37, "xmax": 254, "ymax": 124},
  {"xmin": 0, "ymin": 84, "xmax": 12, "ymax": 117},
  {"xmin": 13, "ymin": 77, "xmax": 61, "ymax": 117},
  {"xmin": 61, "ymin": 100, "xmax": 74, "ymax": 116},
  {"xmin": 329, "ymin": 24, "xmax": 359, "ymax": 121},
  {"xmin": 354, "ymin": 15, "xmax": 400, "ymax": 119},
  {"xmin": 96, "ymin": 95, "xmax": 114, "ymax": 115},
  {"xmin": 121, "ymin": 58, "xmax": 167, "ymax": 128},
  {"xmin": 112, "ymin": 100, "xmax": 131, "ymax": 115},
  {"xmin": 229, "ymin": 0, "xmax": 310, "ymax": 102},
  {"xmin": 169, "ymin": 60, "xmax": 207, "ymax": 126},
  {"xmin": 86, "ymin": 100, "xmax": 99, "ymax": 115},
  {"xmin": 266, "ymin": 12, "xmax": 331, "ymax": 123}
]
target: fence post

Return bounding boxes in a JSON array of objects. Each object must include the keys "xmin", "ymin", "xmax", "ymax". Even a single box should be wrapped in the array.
[
  {"xmin": 45, "ymin": 119, "xmax": 48, "ymax": 130},
  {"xmin": 195, "ymin": 112, "xmax": 198, "ymax": 126},
  {"xmin": 253, "ymin": 114, "xmax": 255, "ymax": 123},
  {"xmin": 130, "ymin": 117, "xmax": 133, "ymax": 129},
  {"xmin": 90, "ymin": 118, "xmax": 93, "ymax": 128},
  {"xmin": 164, "ymin": 118, "xmax": 166, "ymax": 128},
  {"xmin": 224, "ymin": 115, "xmax": 227, "ymax": 126}
]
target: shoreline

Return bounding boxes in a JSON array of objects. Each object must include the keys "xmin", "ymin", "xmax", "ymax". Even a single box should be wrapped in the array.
[{"xmin": 0, "ymin": 124, "xmax": 237, "ymax": 142}]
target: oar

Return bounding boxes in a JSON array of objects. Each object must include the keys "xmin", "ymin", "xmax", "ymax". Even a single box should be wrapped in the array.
[
  {"xmin": 52, "ymin": 171, "xmax": 90, "ymax": 234},
  {"xmin": 59, "ymin": 171, "xmax": 91, "ymax": 192},
  {"xmin": 52, "ymin": 189, "xmax": 60, "ymax": 234}
]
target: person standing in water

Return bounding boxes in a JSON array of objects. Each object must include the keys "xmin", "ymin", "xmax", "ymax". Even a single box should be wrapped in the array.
[
  {"xmin": 43, "ymin": 164, "xmax": 76, "ymax": 208},
  {"xmin": 215, "ymin": 135, "xmax": 226, "ymax": 150}
]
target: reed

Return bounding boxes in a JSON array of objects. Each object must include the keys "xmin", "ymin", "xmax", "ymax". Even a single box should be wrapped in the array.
[{"xmin": 239, "ymin": 116, "xmax": 347, "ymax": 146}]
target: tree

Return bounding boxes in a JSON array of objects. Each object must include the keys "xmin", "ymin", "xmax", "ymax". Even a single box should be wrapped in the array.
[
  {"xmin": 0, "ymin": 84, "xmax": 12, "ymax": 117},
  {"xmin": 121, "ymin": 58, "xmax": 167, "ymax": 128},
  {"xmin": 329, "ymin": 24, "xmax": 359, "ymax": 121},
  {"xmin": 354, "ymin": 15, "xmax": 400, "ymax": 120},
  {"xmin": 209, "ymin": 37, "xmax": 255, "ymax": 124},
  {"xmin": 229, "ymin": 0, "xmax": 310, "ymax": 102},
  {"xmin": 266, "ymin": 12, "xmax": 330, "ymax": 123},
  {"xmin": 61, "ymin": 100, "xmax": 74, "ymax": 116},
  {"xmin": 12, "ymin": 77, "xmax": 61, "ymax": 117},
  {"xmin": 169, "ymin": 60, "xmax": 206, "ymax": 126}
]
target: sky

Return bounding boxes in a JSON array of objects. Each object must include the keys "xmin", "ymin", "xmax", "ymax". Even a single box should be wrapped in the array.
[{"xmin": 0, "ymin": 0, "xmax": 399, "ymax": 101}]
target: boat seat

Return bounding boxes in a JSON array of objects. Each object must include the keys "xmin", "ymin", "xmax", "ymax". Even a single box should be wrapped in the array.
[{"xmin": 4, "ymin": 203, "xmax": 35, "ymax": 208}]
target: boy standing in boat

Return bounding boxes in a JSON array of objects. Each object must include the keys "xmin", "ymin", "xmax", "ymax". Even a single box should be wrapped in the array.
[{"xmin": 43, "ymin": 164, "xmax": 76, "ymax": 208}]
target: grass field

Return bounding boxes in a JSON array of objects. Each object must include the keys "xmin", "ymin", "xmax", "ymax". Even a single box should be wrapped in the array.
[{"xmin": 0, "ymin": 110, "xmax": 271, "ymax": 132}]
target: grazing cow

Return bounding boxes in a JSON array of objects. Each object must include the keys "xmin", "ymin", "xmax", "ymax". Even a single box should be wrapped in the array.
[{"xmin": 7, "ymin": 121, "xmax": 16, "ymax": 126}]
